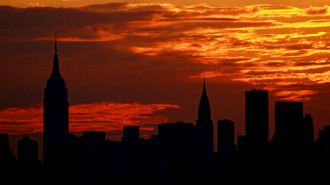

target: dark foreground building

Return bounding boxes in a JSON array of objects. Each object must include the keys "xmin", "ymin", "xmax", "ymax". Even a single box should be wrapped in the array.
[
  {"xmin": 196, "ymin": 76, "xmax": 213, "ymax": 160},
  {"xmin": 245, "ymin": 90, "xmax": 268, "ymax": 155},
  {"xmin": 0, "ymin": 134, "xmax": 17, "ymax": 185},
  {"xmin": 17, "ymin": 137, "xmax": 41, "ymax": 185},
  {"xmin": 43, "ymin": 35, "xmax": 69, "ymax": 183}
]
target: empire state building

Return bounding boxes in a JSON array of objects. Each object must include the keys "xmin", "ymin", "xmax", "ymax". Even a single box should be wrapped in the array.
[{"xmin": 43, "ymin": 34, "xmax": 69, "ymax": 170}]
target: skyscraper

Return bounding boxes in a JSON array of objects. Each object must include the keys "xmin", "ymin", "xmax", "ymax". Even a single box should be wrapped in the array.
[
  {"xmin": 122, "ymin": 126, "xmax": 140, "ymax": 142},
  {"xmin": 301, "ymin": 114, "xmax": 314, "ymax": 145},
  {"xmin": 17, "ymin": 136, "xmax": 41, "ymax": 185},
  {"xmin": 18, "ymin": 136, "xmax": 38, "ymax": 164},
  {"xmin": 196, "ymin": 76, "xmax": 213, "ymax": 158},
  {"xmin": 43, "ymin": 34, "xmax": 69, "ymax": 170},
  {"xmin": 158, "ymin": 122, "xmax": 195, "ymax": 156},
  {"xmin": 218, "ymin": 119, "xmax": 235, "ymax": 174},
  {"xmin": 218, "ymin": 119, "xmax": 235, "ymax": 156},
  {"xmin": 0, "ymin": 133, "xmax": 9, "ymax": 153},
  {"xmin": 0, "ymin": 133, "xmax": 17, "ymax": 185},
  {"xmin": 83, "ymin": 131, "xmax": 106, "ymax": 156},
  {"xmin": 275, "ymin": 101, "xmax": 303, "ymax": 144},
  {"xmin": 319, "ymin": 125, "xmax": 330, "ymax": 150},
  {"xmin": 245, "ymin": 90, "xmax": 268, "ymax": 154}
]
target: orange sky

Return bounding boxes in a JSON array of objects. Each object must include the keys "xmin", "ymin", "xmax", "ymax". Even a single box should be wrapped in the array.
[
  {"xmin": 0, "ymin": 1, "xmax": 329, "ymax": 143},
  {"xmin": 1, "ymin": 0, "xmax": 328, "ymax": 8}
]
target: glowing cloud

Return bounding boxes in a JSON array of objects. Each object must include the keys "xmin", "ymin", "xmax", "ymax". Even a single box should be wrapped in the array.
[
  {"xmin": 0, "ymin": 102, "xmax": 179, "ymax": 137},
  {"xmin": 274, "ymin": 90, "xmax": 319, "ymax": 101}
]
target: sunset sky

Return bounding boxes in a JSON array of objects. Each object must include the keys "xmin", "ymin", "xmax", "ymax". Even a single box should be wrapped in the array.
[{"xmin": 0, "ymin": 0, "xmax": 329, "ymax": 147}]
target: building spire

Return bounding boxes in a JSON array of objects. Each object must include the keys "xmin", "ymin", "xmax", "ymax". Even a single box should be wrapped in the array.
[
  {"xmin": 203, "ymin": 72, "xmax": 206, "ymax": 92},
  {"xmin": 55, "ymin": 32, "xmax": 57, "ymax": 55},
  {"xmin": 50, "ymin": 32, "xmax": 62, "ymax": 79},
  {"xmin": 198, "ymin": 73, "xmax": 211, "ymax": 121}
]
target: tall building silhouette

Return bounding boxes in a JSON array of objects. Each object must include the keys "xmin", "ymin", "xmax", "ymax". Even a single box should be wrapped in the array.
[
  {"xmin": 79, "ymin": 131, "xmax": 106, "ymax": 185},
  {"xmin": 0, "ymin": 133, "xmax": 18, "ymax": 185},
  {"xmin": 0, "ymin": 133, "xmax": 9, "ymax": 153},
  {"xmin": 237, "ymin": 135, "xmax": 246, "ymax": 153},
  {"xmin": 83, "ymin": 131, "xmax": 106, "ymax": 156},
  {"xmin": 196, "ymin": 76, "xmax": 213, "ymax": 158},
  {"xmin": 122, "ymin": 126, "xmax": 140, "ymax": 142},
  {"xmin": 17, "ymin": 137, "xmax": 41, "ymax": 185},
  {"xmin": 274, "ymin": 101, "xmax": 303, "ymax": 145},
  {"xmin": 319, "ymin": 125, "xmax": 330, "ymax": 150},
  {"xmin": 158, "ymin": 122, "xmax": 195, "ymax": 157},
  {"xmin": 43, "ymin": 34, "xmax": 69, "ymax": 171},
  {"xmin": 18, "ymin": 136, "xmax": 38, "ymax": 164},
  {"xmin": 218, "ymin": 119, "xmax": 235, "ymax": 155},
  {"xmin": 301, "ymin": 114, "xmax": 314, "ymax": 145},
  {"xmin": 157, "ymin": 122, "xmax": 197, "ymax": 185},
  {"xmin": 245, "ymin": 90, "xmax": 268, "ymax": 154},
  {"xmin": 218, "ymin": 119, "xmax": 235, "ymax": 174}
]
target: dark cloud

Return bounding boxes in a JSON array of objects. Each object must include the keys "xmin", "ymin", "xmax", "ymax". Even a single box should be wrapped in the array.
[
  {"xmin": 306, "ymin": 6, "xmax": 328, "ymax": 15},
  {"xmin": 286, "ymin": 44, "xmax": 314, "ymax": 50},
  {"xmin": 283, "ymin": 50, "xmax": 309, "ymax": 56},
  {"xmin": 0, "ymin": 5, "xmax": 158, "ymax": 41},
  {"xmin": 0, "ymin": 121, "xmax": 27, "ymax": 125},
  {"xmin": 0, "ymin": 4, "xmax": 273, "ymax": 42},
  {"xmin": 77, "ymin": 3, "xmax": 128, "ymax": 12}
]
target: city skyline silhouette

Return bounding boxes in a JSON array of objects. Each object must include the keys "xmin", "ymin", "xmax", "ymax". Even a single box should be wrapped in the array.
[
  {"xmin": 3, "ymin": 34, "xmax": 327, "ymax": 157},
  {"xmin": 0, "ymin": 1, "xmax": 330, "ymax": 185},
  {"xmin": 0, "ymin": 34, "xmax": 329, "ymax": 185}
]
